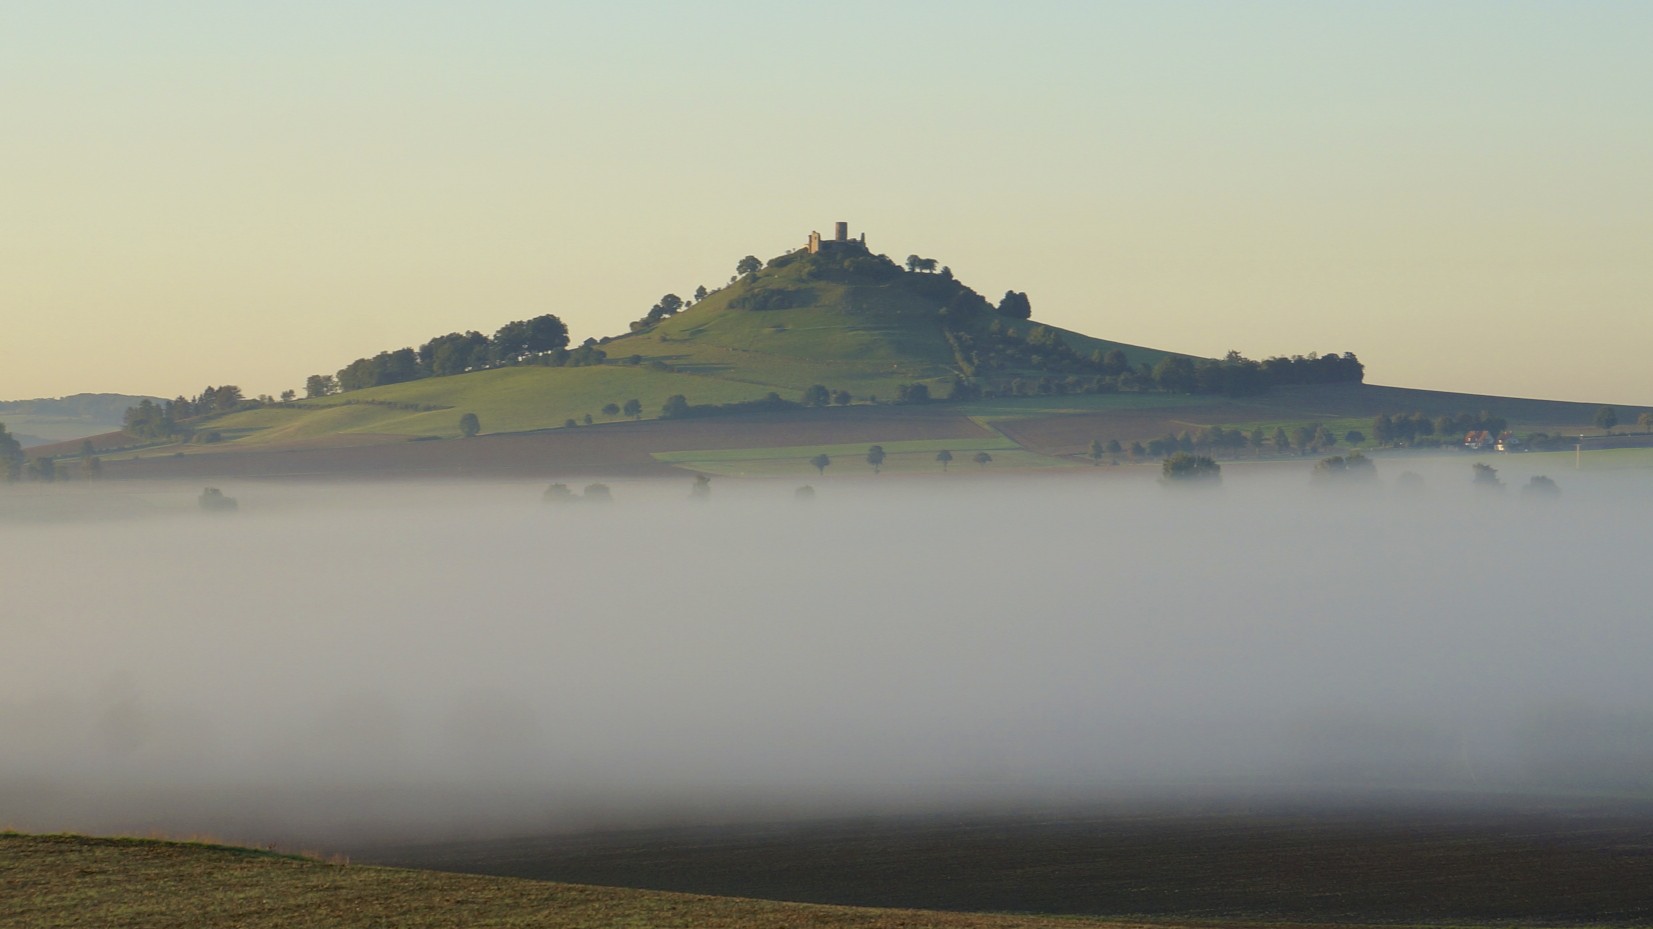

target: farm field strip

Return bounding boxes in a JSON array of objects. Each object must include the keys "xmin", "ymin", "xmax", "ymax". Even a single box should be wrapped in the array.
[{"xmin": 0, "ymin": 833, "xmax": 1219, "ymax": 929}]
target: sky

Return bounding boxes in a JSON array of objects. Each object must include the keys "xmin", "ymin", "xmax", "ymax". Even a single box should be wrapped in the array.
[{"xmin": 3, "ymin": 2, "xmax": 1650, "ymax": 404}]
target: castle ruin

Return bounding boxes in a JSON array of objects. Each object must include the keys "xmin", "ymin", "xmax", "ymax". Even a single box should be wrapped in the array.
[{"xmin": 806, "ymin": 221, "xmax": 866, "ymax": 254}]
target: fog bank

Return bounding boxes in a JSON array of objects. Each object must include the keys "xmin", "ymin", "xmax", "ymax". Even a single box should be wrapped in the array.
[{"xmin": 3, "ymin": 463, "xmax": 1651, "ymax": 846}]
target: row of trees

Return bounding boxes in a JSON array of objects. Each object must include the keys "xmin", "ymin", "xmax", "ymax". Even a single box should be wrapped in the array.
[
  {"xmin": 807, "ymin": 446, "xmax": 993, "ymax": 475},
  {"xmin": 123, "ymin": 386, "xmax": 250, "ymax": 440},
  {"xmin": 321, "ymin": 314, "xmax": 572, "ymax": 394},
  {"xmin": 1372, "ymin": 410, "xmax": 1508, "ymax": 446}
]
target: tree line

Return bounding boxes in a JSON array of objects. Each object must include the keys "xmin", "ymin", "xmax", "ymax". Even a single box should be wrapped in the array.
[{"xmin": 314, "ymin": 314, "xmax": 577, "ymax": 395}]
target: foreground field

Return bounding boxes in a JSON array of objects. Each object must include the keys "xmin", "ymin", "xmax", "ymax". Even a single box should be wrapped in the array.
[
  {"xmin": 362, "ymin": 803, "xmax": 1653, "ymax": 927},
  {"xmin": 3, "ymin": 833, "xmax": 1355, "ymax": 929}
]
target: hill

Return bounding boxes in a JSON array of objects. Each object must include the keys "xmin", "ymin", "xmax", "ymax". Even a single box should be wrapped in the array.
[
  {"xmin": 29, "ymin": 226, "xmax": 1633, "ymax": 479},
  {"xmin": 0, "ymin": 393, "xmax": 162, "ymax": 447},
  {"xmin": 0, "ymin": 832, "xmax": 1243, "ymax": 929}
]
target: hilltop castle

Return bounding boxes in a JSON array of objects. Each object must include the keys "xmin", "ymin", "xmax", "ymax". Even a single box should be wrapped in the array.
[{"xmin": 806, "ymin": 221, "xmax": 866, "ymax": 254}]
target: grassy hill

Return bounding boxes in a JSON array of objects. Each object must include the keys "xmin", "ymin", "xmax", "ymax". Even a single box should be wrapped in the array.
[
  {"xmin": 195, "ymin": 242, "xmax": 1180, "ymax": 447},
  {"xmin": 0, "ymin": 832, "xmax": 1255, "ymax": 929},
  {"xmin": 55, "ymin": 238, "xmax": 1636, "ymax": 478},
  {"xmin": 0, "ymin": 393, "xmax": 161, "ymax": 446}
]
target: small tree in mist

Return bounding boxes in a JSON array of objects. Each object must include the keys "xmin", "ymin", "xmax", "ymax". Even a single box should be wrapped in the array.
[
  {"xmin": 1161, "ymin": 452, "xmax": 1221, "ymax": 485},
  {"xmin": 689, "ymin": 474, "xmax": 711, "ymax": 501},
  {"xmin": 1472, "ymin": 462, "xmax": 1504, "ymax": 491},
  {"xmin": 810, "ymin": 453, "xmax": 831, "ymax": 475},
  {"xmin": 1088, "ymin": 439, "xmax": 1104, "ymax": 466},
  {"xmin": 583, "ymin": 483, "xmax": 612, "ymax": 502},
  {"xmin": 973, "ymin": 451, "xmax": 993, "ymax": 468},
  {"xmin": 542, "ymin": 483, "xmax": 575, "ymax": 503},
  {"xmin": 1523, "ymin": 475, "xmax": 1561, "ymax": 498},
  {"xmin": 458, "ymin": 412, "xmax": 480, "ymax": 437},
  {"xmin": 623, "ymin": 398, "xmax": 642, "ymax": 420},
  {"xmin": 936, "ymin": 449, "xmax": 953, "ymax": 471},
  {"xmin": 1595, "ymin": 406, "xmax": 1619, "ymax": 434},
  {"xmin": 602, "ymin": 403, "xmax": 620, "ymax": 418},
  {"xmin": 198, "ymin": 487, "xmax": 238, "ymax": 512},
  {"xmin": 795, "ymin": 485, "xmax": 815, "ymax": 502},
  {"xmin": 866, "ymin": 445, "xmax": 886, "ymax": 473}
]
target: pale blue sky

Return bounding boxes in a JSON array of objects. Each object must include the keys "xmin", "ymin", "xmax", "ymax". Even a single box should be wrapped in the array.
[{"xmin": 3, "ymin": 2, "xmax": 1650, "ymax": 403}]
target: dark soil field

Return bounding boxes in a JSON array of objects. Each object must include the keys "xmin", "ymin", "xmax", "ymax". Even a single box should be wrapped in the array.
[
  {"xmin": 98, "ymin": 407, "xmax": 995, "ymax": 481},
  {"xmin": 355, "ymin": 800, "xmax": 1653, "ymax": 927}
]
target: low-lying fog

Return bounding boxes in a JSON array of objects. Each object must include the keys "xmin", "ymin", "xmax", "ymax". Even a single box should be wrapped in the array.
[{"xmin": 4, "ymin": 459, "xmax": 1651, "ymax": 847}]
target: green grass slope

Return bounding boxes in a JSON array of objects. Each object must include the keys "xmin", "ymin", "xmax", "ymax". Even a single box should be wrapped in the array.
[
  {"xmin": 194, "ymin": 245, "xmax": 1183, "ymax": 450},
  {"xmin": 0, "ymin": 833, "xmax": 1225, "ymax": 929},
  {"xmin": 604, "ymin": 244, "xmax": 1175, "ymax": 397}
]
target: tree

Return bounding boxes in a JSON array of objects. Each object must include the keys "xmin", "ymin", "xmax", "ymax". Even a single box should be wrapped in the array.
[
  {"xmin": 458, "ymin": 413, "xmax": 480, "ymax": 437},
  {"xmin": 1344, "ymin": 430, "xmax": 1365, "ymax": 446},
  {"xmin": 694, "ymin": 285, "xmax": 709, "ymax": 302},
  {"xmin": 602, "ymin": 403, "xmax": 620, "ymax": 418},
  {"xmin": 1161, "ymin": 452, "xmax": 1221, "ymax": 483},
  {"xmin": 997, "ymin": 291, "xmax": 1031, "ymax": 319},
  {"xmin": 973, "ymin": 451, "xmax": 992, "ymax": 467},
  {"xmin": 936, "ymin": 449, "xmax": 953, "ymax": 471},
  {"xmin": 810, "ymin": 453, "xmax": 831, "ymax": 475},
  {"xmin": 832, "ymin": 389, "xmax": 852, "ymax": 406},
  {"xmin": 421, "ymin": 331, "xmax": 491, "ymax": 376},
  {"xmin": 1523, "ymin": 475, "xmax": 1561, "ymax": 498},
  {"xmin": 866, "ymin": 444, "xmax": 886, "ymax": 473},
  {"xmin": 1273, "ymin": 427, "xmax": 1291, "ymax": 455},
  {"xmin": 1152, "ymin": 356, "xmax": 1197, "ymax": 393},
  {"xmin": 1088, "ymin": 439, "xmax": 1104, "ymax": 466},
  {"xmin": 1595, "ymin": 406, "xmax": 1619, "ymax": 434},
  {"xmin": 583, "ymin": 413, "xmax": 593, "ymax": 425},
  {"xmin": 802, "ymin": 384, "xmax": 831, "ymax": 407},
  {"xmin": 896, "ymin": 383, "xmax": 930, "ymax": 403},
  {"xmin": 661, "ymin": 395, "xmax": 690, "ymax": 419},
  {"xmin": 198, "ymin": 487, "xmax": 238, "ymax": 511},
  {"xmin": 492, "ymin": 314, "xmax": 570, "ymax": 361},
  {"xmin": 0, "ymin": 422, "xmax": 24, "ymax": 467},
  {"xmin": 623, "ymin": 398, "xmax": 642, "ymax": 420},
  {"xmin": 305, "ymin": 374, "xmax": 338, "ymax": 398},
  {"xmin": 906, "ymin": 254, "xmax": 923, "ymax": 272},
  {"xmin": 1472, "ymin": 462, "xmax": 1503, "ymax": 490},
  {"xmin": 1639, "ymin": 411, "xmax": 1653, "ymax": 433},
  {"xmin": 279, "ymin": 389, "xmax": 296, "ymax": 403},
  {"xmin": 690, "ymin": 474, "xmax": 711, "ymax": 501},
  {"xmin": 736, "ymin": 255, "xmax": 762, "ymax": 277}
]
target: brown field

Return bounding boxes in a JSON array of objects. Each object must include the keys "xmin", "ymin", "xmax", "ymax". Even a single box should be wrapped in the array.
[
  {"xmin": 356, "ymin": 801, "xmax": 1653, "ymax": 927},
  {"xmin": 4, "ymin": 832, "xmax": 1344, "ymax": 929}
]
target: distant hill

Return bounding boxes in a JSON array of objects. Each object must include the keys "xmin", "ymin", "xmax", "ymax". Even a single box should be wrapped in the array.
[
  {"xmin": 200, "ymin": 232, "xmax": 1185, "ymax": 447},
  {"xmin": 0, "ymin": 393, "xmax": 162, "ymax": 446},
  {"xmin": 44, "ymin": 227, "xmax": 1625, "ymax": 479}
]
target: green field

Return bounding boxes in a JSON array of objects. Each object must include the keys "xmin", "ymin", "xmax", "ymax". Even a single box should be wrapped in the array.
[
  {"xmin": 209, "ymin": 366, "xmax": 784, "ymax": 444},
  {"xmin": 653, "ymin": 433, "xmax": 1069, "ymax": 477}
]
